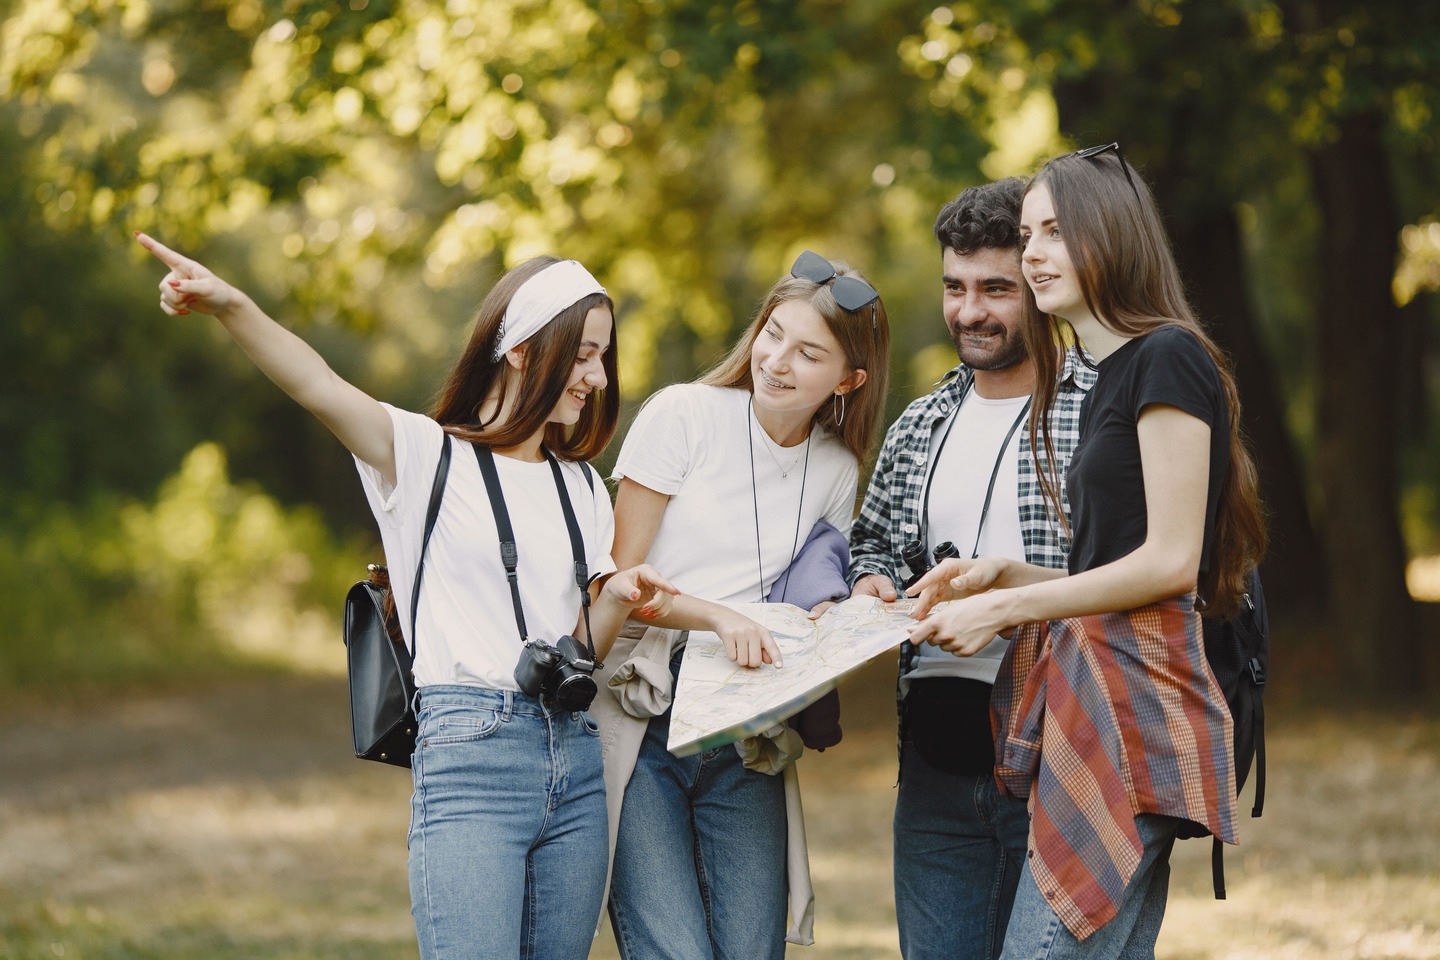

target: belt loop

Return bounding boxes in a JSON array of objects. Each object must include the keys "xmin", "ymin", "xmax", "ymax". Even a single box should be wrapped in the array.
[{"xmin": 501, "ymin": 689, "xmax": 515, "ymax": 721}]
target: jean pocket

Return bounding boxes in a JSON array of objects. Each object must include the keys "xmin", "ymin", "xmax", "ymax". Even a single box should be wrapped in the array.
[
  {"xmin": 418, "ymin": 706, "xmax": 506, "ymax": 746},
  {"xmin": 577, "ymin": 710, "xmax": 601, "ymax": 737}
]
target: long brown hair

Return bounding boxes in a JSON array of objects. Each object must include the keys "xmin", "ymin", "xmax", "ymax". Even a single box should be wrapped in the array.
[
  {"xmin": 430, "ymin": 256, "xmax": 620, "ymax": 461},
  {"xmin": 1021, "ymin": 151, "xmax": 1266, "ymax": 616},
  {"xmin": 699, "ymin": 263, "xmax": 891, "ymax": 464}
]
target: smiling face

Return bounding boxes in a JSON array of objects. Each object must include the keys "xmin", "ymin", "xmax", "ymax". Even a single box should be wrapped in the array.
[
  {"xmin": 1019, "ymin": 184, "xmax": 1088, "ymax": 323},
  {"xmin": 750, "ymin": 298, "xmax": 864, "ymax": 426},
  {"xmin": 546, "ymin": 304, "xmax": 612, "ymax": 427},
  {"xmin": 942, "ymin": 245, "xmax": 1029, "ymax": 372}
]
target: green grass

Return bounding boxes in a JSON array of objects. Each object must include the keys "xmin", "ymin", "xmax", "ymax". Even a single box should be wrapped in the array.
[{"xmin": 2, "ymin": 664, "xmax": 1438, "ymax": 960}]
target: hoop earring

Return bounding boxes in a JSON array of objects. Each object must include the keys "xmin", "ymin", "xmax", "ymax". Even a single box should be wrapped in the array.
[{"xmin": 833, "ymin": 391, "xmax": 845, "ymax": 427}]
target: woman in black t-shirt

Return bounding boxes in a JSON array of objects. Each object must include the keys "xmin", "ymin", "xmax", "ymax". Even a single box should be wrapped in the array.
[{"xmin": 905, "ymin": 147, "xmax": 1266, "ymax": 958}]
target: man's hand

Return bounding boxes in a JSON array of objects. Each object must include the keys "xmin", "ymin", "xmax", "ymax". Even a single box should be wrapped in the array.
[{"xmin": 850, "ymin": 572, "xmax": 898, "ymax": 602}]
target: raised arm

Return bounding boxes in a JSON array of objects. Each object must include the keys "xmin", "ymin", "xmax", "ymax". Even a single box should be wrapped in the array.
[
  {"xmin": 613, "ymin": 477, "xmax": 783, "ymax": 669},
  {"xmin": 137, "ymin": 233, "xmax": 396, "ymax": 484},
  {"xmin": 908, "ymin": 404, "xmax": 1210, "ymax": 654}
]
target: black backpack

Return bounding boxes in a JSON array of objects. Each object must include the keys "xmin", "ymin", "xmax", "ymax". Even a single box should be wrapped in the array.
[{"xmin": 1178, "ymin": 566, "xmax": 1269, "ymax": 898}]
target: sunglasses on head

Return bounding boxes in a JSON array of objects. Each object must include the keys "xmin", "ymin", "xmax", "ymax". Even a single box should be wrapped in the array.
[
  {"xmin": 1068, "ymin": 141, "xmax": 1141, "ymax": 203},
  {"xmin": 790, "ymin": 250, "xmax": 881, "ymax": 314}
]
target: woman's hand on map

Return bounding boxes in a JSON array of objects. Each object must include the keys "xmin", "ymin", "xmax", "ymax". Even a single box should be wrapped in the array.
[{"xmin": 711, "ymin": 607, "xmax": 783, "ymax": 670}]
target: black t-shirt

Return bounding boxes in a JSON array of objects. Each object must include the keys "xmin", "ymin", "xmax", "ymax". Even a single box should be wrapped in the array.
[{"xmin": 1066, "ymin": 325, "xmax": 1229, "ymax": 577}]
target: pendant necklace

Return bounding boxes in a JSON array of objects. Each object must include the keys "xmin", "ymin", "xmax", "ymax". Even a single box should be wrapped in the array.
[
  {"xmin": 749, "ymin": 403, "xmax": 804, "ymax": 479},
  {"xmin": 748, "ymin": 399, "xmax": 810, "ymax": 602}
]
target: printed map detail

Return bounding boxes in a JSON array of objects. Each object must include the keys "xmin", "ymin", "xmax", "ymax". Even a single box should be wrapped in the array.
[{"xmin": 667, "ymin": 595, "xmax": 938, "ymax": 756}]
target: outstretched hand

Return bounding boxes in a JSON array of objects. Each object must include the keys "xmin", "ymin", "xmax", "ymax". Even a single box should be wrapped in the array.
[
  {"xmin": 906, "ymin": 591, "xmax": 1013, "ymax": 657},
  {"xmin": 906, "ymin": 557, "xmax": 1007, "ymax": 619},
  {"xmin": 135, "ymin": 232, "xmax": 239, "ymax": 317}
]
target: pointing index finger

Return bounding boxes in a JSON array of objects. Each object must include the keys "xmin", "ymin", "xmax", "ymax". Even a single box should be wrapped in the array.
[{"xmin": 134, "ymin": 232, "xmax": 192, "ymax": 273}]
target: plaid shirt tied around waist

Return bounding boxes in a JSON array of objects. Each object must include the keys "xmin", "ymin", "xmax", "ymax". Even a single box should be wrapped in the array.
[{"xmin": 992, "ymin": 595, "xmax": 1239, "ymax": 941}]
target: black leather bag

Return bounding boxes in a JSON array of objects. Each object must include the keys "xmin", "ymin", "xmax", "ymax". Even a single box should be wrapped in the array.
[{"xmin": 341, "ymin": 435, "xmax": 451, "ymax": 767}]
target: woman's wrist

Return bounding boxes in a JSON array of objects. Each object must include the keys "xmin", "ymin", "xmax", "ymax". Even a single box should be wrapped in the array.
[
  {"xmin": 702, "ymin": 602, "xmax": 735, "ymax": 633},
  {"xmin": 990, "ymin": 584, "xmax": 1030, "ymax": 629},
  {"xmin": 981, "ymin": 557, "xmax": 1010, "ymax": 589}
]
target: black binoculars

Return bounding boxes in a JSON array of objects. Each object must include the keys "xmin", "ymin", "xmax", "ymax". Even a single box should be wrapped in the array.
[{"xmin": 900, "ymin": 539, "xmax": 960, "ymax": 592}]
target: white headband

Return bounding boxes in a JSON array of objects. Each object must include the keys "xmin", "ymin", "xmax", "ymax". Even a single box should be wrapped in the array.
[{"xmin": 493, "ymin": 259, "xmax": 607, "ymax": 360}]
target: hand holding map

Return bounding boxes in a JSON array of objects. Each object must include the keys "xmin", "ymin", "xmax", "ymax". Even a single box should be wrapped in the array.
[{"xmin": 667, "ymin": 594, "xmax": 942, "ymax": 756}]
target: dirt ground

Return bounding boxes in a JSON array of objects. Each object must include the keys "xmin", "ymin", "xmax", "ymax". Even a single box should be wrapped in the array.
[{"xmin": 2, "ymin": 660, "xmax": 1438, "ymax": 959}]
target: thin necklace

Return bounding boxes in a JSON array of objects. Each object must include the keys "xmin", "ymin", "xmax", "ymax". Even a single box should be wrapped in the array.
[
  {"xmin": 749, "ymin": 404, "xmax": 804, "ymax": 479},
  {"xmin": 748, "ymin": 399, "xmax": 810, "ymax": 602}
]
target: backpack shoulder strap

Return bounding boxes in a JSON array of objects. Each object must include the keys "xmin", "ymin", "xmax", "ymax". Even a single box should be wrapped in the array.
[
  {"xmin": 407, "ymin": 433, "xmax": 453, "ymax": 654},
  {"xmin": 1239, "ymin": 569, "xmax": 1268, "ymax": 818},
  {"xmin": 1212, "ymin": 838, "xmax": 1227, "ymax": 900}
]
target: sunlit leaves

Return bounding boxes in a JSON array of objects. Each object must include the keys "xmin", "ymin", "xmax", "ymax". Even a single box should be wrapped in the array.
[
  {"xmin": 1396, "ymin": 220, "xmax": 1440, "ymax": 308},
  {"xmin": 4, "ymin": 0, "xmax": 1010, "ymax": 405}
]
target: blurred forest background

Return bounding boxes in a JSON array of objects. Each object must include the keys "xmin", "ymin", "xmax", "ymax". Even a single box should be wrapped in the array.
[
  {"xmin": 4, "ymin": 1, "xmax": 1440, "ymax": 958},
  {"xmin": 4, "ymin": 0, "xmax": 1440, "ymax": 701}
]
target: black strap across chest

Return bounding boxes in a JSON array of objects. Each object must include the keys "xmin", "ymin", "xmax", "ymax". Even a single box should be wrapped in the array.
[
  {"xmin": 471, "ymin": 444, "xmax": 596, "ymax": 659},
  {"xmin": 919, "ymin": 394, "xmax": 1032, "ymax": 557}
]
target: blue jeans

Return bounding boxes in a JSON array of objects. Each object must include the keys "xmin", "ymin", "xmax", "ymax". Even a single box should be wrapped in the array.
[
  {"xmin": 894, "ymin": 740, "xmax": 1032, "ymax": 960},
  {"xmin": 407, "ymin": 685, "xmax": 607, "ymax": 960},
  {"xmin": 999, "ymin": 814, "xmax": 1179, "ymax": 960},
  {"xmin": 607, "ymin": 657, "xmax": 788, "ymax": 960}
]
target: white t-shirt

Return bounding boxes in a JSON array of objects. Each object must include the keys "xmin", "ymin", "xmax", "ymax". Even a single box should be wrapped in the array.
[
  {"xmin": 353, "ymin": 404, "xmax": 617, "ymax": 691},
  {"xmin": 612, "ymin": 384, "xmax": 857, "ymax": 604},
  {"xmin": 908, "ymin": 390, "xmax": 1028, "ymax": 687}
]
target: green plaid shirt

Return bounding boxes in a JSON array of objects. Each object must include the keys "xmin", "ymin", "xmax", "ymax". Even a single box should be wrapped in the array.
[{"xmin": 849, "ymin": 345, "xmax": 1097, "ymax": 680}]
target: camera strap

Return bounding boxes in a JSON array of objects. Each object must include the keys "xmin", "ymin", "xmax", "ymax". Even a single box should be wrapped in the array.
[
  {"xmin": 472, "ymin": 444, "xmax": 596, "ymax": 662},
  {"xmin": 406, "ymin": 433, "xmax": 454, "ymax": 656}
]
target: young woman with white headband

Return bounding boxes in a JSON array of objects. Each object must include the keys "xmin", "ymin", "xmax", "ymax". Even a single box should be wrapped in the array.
[
  {"xmin": 136, "ymin": 234, "xmax": 678, "ymax": 960},
  {"xmin": 597, "ymin": 252, "xmax": 892, "ymax": 959}
]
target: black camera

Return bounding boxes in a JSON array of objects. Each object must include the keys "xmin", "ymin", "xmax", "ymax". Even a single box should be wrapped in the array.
[
  {"xmin": 900, "ymin": 539, "xmax": 961, "ymax": 591},
  {"xmin": 513, "ymin": 634, "xmax": 598, "ymax": 711}
]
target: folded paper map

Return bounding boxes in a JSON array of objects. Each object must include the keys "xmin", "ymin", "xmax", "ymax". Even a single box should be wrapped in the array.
[{"xmin": 667, "ymin": 595, "xmax": 941, "ymax": 756}]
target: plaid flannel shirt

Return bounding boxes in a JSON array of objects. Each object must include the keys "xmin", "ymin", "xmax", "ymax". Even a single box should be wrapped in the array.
[
  {"xmin": 992, "ymin": 598, "xmax": 1238, "ymax": 940},
  {"xmin": 848, "ymin": 343, "xmax": 1097, "ymax": 621},
  {"xmin": 848, "ymin": 345, "xmax": 1095, "ymax": 755}
]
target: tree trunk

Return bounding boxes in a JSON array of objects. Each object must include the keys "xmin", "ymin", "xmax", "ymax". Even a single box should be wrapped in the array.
[
  {"xmin": 1308, "ymin": 111, "xmax": 1422, "ymax": 700},
  {"xmin": 1169, "ymin": 206, "xmax": 1328, "ymax": 617}
]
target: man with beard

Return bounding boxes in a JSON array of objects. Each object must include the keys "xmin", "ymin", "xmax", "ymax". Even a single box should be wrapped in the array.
[{"xmin": 847, "ymin": 178, "xmax": 1097, "ymax": 960}]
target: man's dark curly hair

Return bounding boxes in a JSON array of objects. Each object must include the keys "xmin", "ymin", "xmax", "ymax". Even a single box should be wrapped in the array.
[{"xmin": 932, "ymin": 176, "xmax": 1027, "ymax": 256}]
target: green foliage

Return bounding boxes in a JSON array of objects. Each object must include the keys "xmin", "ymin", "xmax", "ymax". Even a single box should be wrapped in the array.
[
  {"xmin": 2, "ymin": 443, "xmax": 362, "ymax": 693},
  {"xmin": 4, "ymin": 0, "xmax": 1440, "ymax": 695},
  {"xmin": 0, "ymin": 0, "xmax": 996, "ymax": 395}
]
